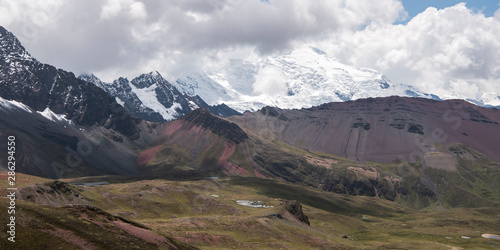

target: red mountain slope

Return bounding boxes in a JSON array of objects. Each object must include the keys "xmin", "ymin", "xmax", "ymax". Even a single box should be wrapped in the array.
[{"xmin": 228, "ymin": 96, "xmax": 500, "ymax": 163}]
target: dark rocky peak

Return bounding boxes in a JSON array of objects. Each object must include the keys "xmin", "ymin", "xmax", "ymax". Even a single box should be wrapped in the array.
[
  {"xmin": 78, "ymin": 72, "xmax": 99, "ymax": 82},
  {"xmin": 0, "ymin": 26, "xmax": 33, "ymax": 62},
  {"xmin": 78, "ymin": 73, "xmax": 105, "ymax": 89},
  {"xmin": 182, "ymin": 94, "xmax": 242, "ymax": 118},
  {"xmin": 115, "ymin": 76, "xmax": 129, "ymax": 86},
  {"xmin": 260, "ymin": 106, "xmax": 281, "ymax": 116},
  {"xmin": 131, "ymin": 71, "xmax": 166, "ymax": 89},
  {"xmin": 208, "ymin": 103, "xmax": 241, "ymax": 117},
  {"xmin": 181, "ymin": 108, "xmax": 248, "ymax": 144},
  {"xmin": 113, "ymin": 77, "xmax": 133, "ymax": 92},
  {"xmin": 260, "ymin": 106, "xmax": 288, "ymax": 121}
]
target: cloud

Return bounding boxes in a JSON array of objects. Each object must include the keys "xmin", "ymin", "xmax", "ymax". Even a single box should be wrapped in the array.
[
  {"xmin": 253, "ymin": 65, "xmax": 287, "ymax": 96},
  {"xmin": 129, "ymin": 2, "xmax": 147, "ymax": 20},
  {"xmin": 100, "ymin": 0, "xmax": 124, "ymax": 20},
  {"xmin": 1, "ymin": 0, "xmax": 499, "ymax": 104},
  {"xmin": 0, "ymin": 0, "xmax": 405, "ymax": 81},
  {"xmin": 319, "ymin": 3, "xmax": 500, "ymax": 100},
  {"xmin": 450, "ymin": 79, "xmax": 480, "ymax": 98}
]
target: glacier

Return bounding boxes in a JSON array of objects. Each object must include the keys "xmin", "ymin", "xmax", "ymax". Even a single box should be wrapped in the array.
[{"xmin": 174, "ymin": 46, "xmax": 410, "ymax": 113}]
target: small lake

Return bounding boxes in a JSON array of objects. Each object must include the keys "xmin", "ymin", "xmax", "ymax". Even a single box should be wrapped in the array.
[{"xmin": 236, "ymin": 200, "xmax": 273, "ymax": 208}]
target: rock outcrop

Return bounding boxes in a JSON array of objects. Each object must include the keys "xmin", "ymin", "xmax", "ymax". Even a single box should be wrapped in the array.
[
  {"xmin": 181, "ymin": 108, "xmax": 248, "ymax": 144},
  {"xmin": 282, "ymin": 200, "xmax": 310, "ymax": 225}
]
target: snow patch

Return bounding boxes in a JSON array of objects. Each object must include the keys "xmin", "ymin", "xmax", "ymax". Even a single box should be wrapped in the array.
[
  {"xmin": 38, "ymin": 107, "xmax": 71, "ymax": 124},
  {"xmin": 175, "ymin": 72, "xmax": 235, "ymax": 105},
  {"xmin": 0, "ymin": 96, "xmax": 33, "ymax": 113},
  {"xmin": 187, "ymin": 100, "xmax": 199, "ymax": 109},
  {"xmin": 131, "ymin": 83, "xmax": 181, "ymax": 120},
  {"xmin": 115, "ymin": 97, "xmax": 125, "ymax": 106}
]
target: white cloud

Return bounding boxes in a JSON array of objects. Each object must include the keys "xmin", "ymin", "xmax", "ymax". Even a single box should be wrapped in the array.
[
  {"xmin": 129, "ymin": 2, "xmax": 147, "ymax": 20},
  {"xmin": 253, "ymin": 66, "xmax": 287, "ymax": 97},
  {"xmin": 0, "ymin": 0, "xmax": 404, "ymax": 82},
  {"xmin": 0, "ymin": 0, "xmax": 66, "ymax": 42},
  {"xmin": 0, "ymin": 3, "xmax": 17, "ymax": 25},
  {"xmin": 450, "ymin": 79, "xmax": 480, "ymax": 98},
  {"xmin": 0, "ymin": 0, "xmax": 499, "ymax": 105},
  {"xmin": 317, "ymin": 3, "xmax": 500, "ymax": 101},
  {"xmin": 100, "ymin": 0, "xmax": 147, "ymax": 21},
  {"xmin": 100, "ymin": 0, "xmax": 124, "ymax": 20}
]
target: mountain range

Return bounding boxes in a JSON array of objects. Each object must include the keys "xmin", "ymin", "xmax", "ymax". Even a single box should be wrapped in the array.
[
  {"xmin": 79, "ymin": 72, "xmax": 240, "ymax": 122},
  {"xmin": 2, "ymin": 23, "xmax": 500, "ymax": 207},
  {"xmin": 1, "ymin": 25, "xmax": 500, "ymax": 248}
]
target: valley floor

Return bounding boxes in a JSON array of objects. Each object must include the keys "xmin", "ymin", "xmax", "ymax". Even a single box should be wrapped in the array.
[{"xmin": 1, "ymin": 172, "xmax": 499, "ymax": 249}]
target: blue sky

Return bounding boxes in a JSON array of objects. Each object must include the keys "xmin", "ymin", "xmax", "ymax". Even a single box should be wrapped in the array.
[{"xmin": 401, "ymin": 0, "xmax": 499, "ymax": 19}]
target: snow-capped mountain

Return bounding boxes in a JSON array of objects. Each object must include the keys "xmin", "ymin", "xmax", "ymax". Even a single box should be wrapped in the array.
[
  {"xmin": 174, "ymin": 46, "xmax": 410, "ymax": 112},
  {"xmin": 175, "ymin": 46, "xmax": 500, "ymax": 112},
  {"xmin": 175, "ymin": 72, "xmax": 235, "ymax": 105},
  {"xmin": 80, "ymin": 73, "xmax": 165, "ymax": 122},
  {"xmin": 79, "ymin": 72, "xmax": 240, "ymax": 122}
]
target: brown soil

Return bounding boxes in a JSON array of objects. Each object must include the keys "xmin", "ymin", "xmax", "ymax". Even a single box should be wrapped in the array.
[
  {"xmin": 424, "ymin": 151, "xmax": 458, "ymax": 172},
  {"xmin": 43, "ymin": 226, "xmax": 97, "ymax": 249},
  {"xmin": 347, "ymin": 166, "xmax": 380, "ymax": 180},
  {"xmin": 304, "ymin": 154, "xmax": 338, "ymax": 169},
  {"xmin": 219, "ymin": 141, "xmax": 249, "ymax": 176},
  {"xmin": 136, "ymin": 145, "xmax": 162, "ymax": 167},
  {"xmin": 112, "ymin": 220, "xmax": 179, "ymax": 249}
]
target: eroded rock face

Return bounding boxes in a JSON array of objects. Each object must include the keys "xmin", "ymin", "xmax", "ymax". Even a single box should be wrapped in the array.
[
  {"xmin": 19, "ymin": 181, "xmax": 88, "ymax": 206},
  {"xmin": 181, "ymin": 108, "xmax": 248, "ymax": 144},
  {"xmin": 282, "ymin": 200, "xmax": 310, "ymax": 225}
]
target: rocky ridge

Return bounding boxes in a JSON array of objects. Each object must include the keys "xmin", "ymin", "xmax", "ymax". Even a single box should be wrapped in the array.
[{"xmin": 79, "ymin": 72, "xmax": 240, "ymax": 122}]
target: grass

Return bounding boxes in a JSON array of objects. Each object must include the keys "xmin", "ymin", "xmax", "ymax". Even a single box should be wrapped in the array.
[
  {"xmin": 0, "ymin": 199, "xmax": 180, "ymax": 249},
  {"xmin": 0, "ymin": 171, "xmax": 49, "ymax": 186},
  {"xmin": 2, "ymin": 173, "xmax": 500, "ymax": 249},
  {"xmin": 3, "ymin": 137, "xmax": 500, "ymax": 249}
]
